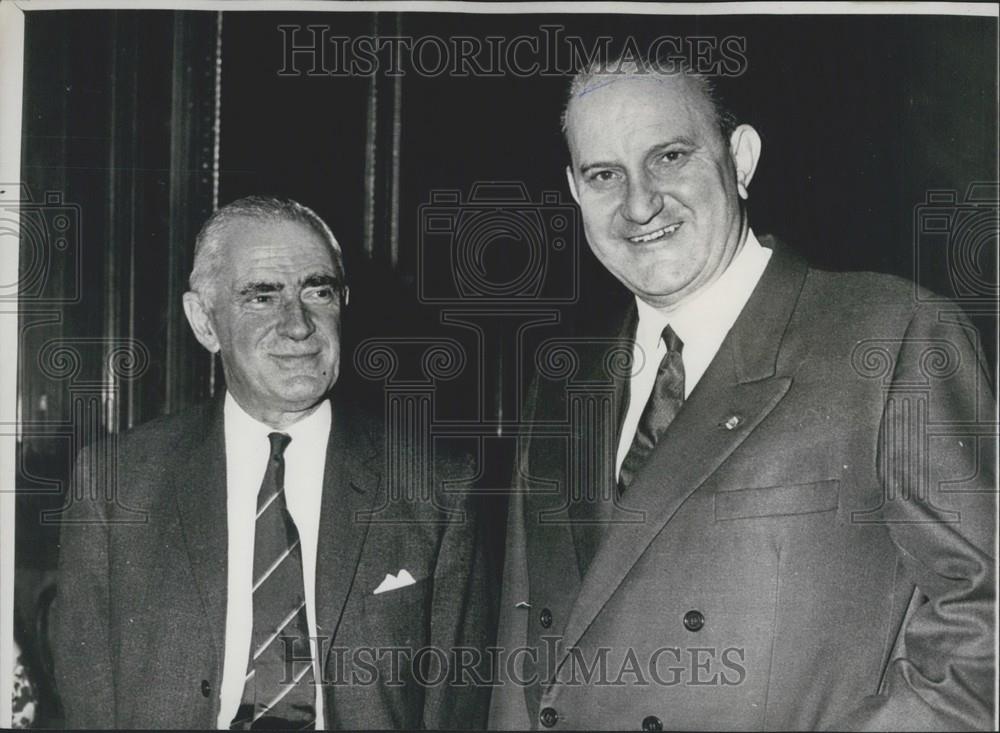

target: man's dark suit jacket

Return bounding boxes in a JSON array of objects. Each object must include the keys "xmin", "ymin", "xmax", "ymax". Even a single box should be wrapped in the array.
[
  {"xmin": 490, "ymin": 237, "xmax": 996, "ymax": 731},
  {"xmin": 51, "ymin": 391, "xmax": 494, "ymax": 729}
]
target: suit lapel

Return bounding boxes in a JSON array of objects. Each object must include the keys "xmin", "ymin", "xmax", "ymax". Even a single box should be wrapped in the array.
[
  {"xmin": 555, "ymin": 238, "xmax": 808, "ymax": 669},
  {"xmin": 567, "ymin": 304, "xmax": 637, "ymax": 576},
  {"xmin": 523, "ymin": 303, "xmax": 636, "ymax": 648},
  {"xmin": 314, "ymin": 397, "xmax": 381, "ymax": 645},
  {"xmin": 526, "ymin": 301, "xmax": 637, "ymax": 615},
  {"xmin": 173, "ymin": 393, "xmax": 229, "ymax": 659},
  {"xmin": 520, "ymin": 370, "xmax": 583, "ymax": 640},
  {"xmin": 171, "ymin": 391, "xmax": 382, "ymax": 675}
]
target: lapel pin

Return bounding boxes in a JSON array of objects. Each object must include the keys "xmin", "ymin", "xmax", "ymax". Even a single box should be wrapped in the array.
[{"xmin": 722, "ymin": 414, "xmax": 742, "ymax": 430}]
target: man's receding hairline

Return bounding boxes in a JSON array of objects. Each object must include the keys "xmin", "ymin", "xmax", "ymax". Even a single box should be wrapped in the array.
[
  {"xmin": 561, "ymin": 60, "xmax": 737, "ymax": 148},
  {"xmin": 197, "ymin": 217, "xmax": 341, "ymax": 298},
  {"xmin": 189, "ymin": 195, "xmax": 345, "ymax": 298},
  {"xmin": 210, "ymin": 214, "xmax": 330, "ymax": 252},
  {"xmin": 564, "ymin": 71, "xmax": 720, "ymax": 137},
  {"xmin": 201, "ymin": 209, "xmax": 338, "ymax": 259}
]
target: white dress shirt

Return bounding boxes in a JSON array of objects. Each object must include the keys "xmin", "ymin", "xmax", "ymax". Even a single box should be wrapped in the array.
[
  {"xmin": 217, "ymin": 392, "xmax": 331, "ymax": 729},
  {"xmin": 614, "ymin": 230, "xmax": 773, "ymax": 478}
]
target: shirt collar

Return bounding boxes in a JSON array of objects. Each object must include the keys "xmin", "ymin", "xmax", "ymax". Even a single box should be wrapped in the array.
[
  {"xmin": 224, "ymin": 391, "xmax": 332, "ymax": 448},
  {"xmin": 633, "ymin": 228, "xmax": 769, "ymax": 351}
]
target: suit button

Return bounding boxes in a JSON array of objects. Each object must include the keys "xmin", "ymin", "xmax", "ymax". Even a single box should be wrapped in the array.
[
  {"xmin": 683, "ymin": 610, "xmax": 705, "ymax": 631},
  {"xmin": 200, "ymin": 679, "xmax": 211, "ymax": 698},
  {"xmin": 539, "ymin": 707, "xmax": 558, "ymax": 727},
  {"xmin": 539, "ymin": 608, "xmax": 553, "ymax": 628},
  {"xmin": 642, "ymin": 715, "xmax": 663, "ymax": 731}
]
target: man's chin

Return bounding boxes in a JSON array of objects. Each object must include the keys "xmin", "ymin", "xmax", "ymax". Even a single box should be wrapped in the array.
[
  {"xmin": 626, "ymin": 272, "xmax": 701, "ymax": 309},
  {"xmin": 273, "ymin": 375, "xmax": 335, "ymax": 407}
]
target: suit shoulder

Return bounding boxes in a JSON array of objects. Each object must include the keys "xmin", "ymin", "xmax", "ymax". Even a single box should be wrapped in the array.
[
  {"xmin": 801, "ymin": 266, "xmax": 982, "ymax": 332},
  {"xmin": 797, "ymin": 266, "xmax": 963, "ymax": 333},
  {"xmin": 113, "ymin": 399, "xmax": 215, "ymax": 453},
  {"xmin": 345, "ymin": 398, "xmax": 478, "ymax": 516},
  {"xmin": 341, "ymin": 392, "xmax": 474, "ymax": 476},
  {"xmin": 76, "ymin": 399, "xmax": 217, "ymax": 478},
  {"xmin": 66, "ymin": 400, "xmax": 218, "ymax": 520},
  {"xmin": 790, "ymin": 265, "xmax": 989, "ymax": 389},
  {"xmin": 803, "ymin": 267, "xmax": 918, "ymax": 307}
]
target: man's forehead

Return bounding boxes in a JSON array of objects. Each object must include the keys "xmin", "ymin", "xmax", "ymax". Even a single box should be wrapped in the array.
[
  {"xmin": 226, "ymin": 258, "xmax": 338, "ymax": 286},
  {"xmin": 221, "ymin": 216, "xmax": 323, "ymax": 247},
  {"xmin": 567, "ymin": 73, "xmax": 714, "ymax": 142},
  {"xmin": 218, "ymin": 219, "xmax": 337, "ymax": 273}
]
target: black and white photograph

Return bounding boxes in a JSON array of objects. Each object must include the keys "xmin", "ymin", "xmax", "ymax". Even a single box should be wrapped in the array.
[{"xmin": 0, "ymin": 1, "xmax": 996, "ymax": 729}]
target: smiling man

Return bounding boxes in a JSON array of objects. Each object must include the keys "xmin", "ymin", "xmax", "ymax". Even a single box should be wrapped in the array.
[
  {"xmin": 52, "ymin": 196, "xmax": 493, "ymax": 730},
  {"xmin": 565, "ymin": 71, "xmax": 757, "ymax": 311},
  {"xmin": 490, "ymin": 62, "xmax": 996, "ymax": 731}
]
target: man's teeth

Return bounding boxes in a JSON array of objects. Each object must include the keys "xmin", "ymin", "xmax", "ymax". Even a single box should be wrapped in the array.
[{"xmin": 629, "ymin": 223, "xmax": 681, "ymax": 243}]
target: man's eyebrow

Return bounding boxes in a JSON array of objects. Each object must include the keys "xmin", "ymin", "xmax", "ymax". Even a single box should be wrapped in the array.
[
  {"xmin": 579, "ymin": 161, "xmax": 619, "ymax": 175},
  {"xmin": 577, "ymin": 137, "xmax": 699, "ymax": 175},
  {"xmin": 302, "ymin": 273, "xmax": 341, "ymax": 289},
  {"xmin": 237, "ymin": 281, "xmax": 283, "ymax": 296},
  {"xmin": 652, "ymin": 136, "xmax": 697, "ymax": 150}
]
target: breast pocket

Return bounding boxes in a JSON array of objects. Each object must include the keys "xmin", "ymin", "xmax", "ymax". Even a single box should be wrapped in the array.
[
  {"xmin": 714, "ymin": 479, "xmax": 840, "ymax": 521},
  {"xmin": 361, "ymin": 576, "xmax": 432, "ymax": 649}
]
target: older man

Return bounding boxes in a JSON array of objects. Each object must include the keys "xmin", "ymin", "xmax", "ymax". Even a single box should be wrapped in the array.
[
  {"xmin": 490, "ymin": 62, "xmax": 996, "ymax": 730},
  {"xmin": 52, "ymin": 196, "xmax": 493, "ymax": 729}
]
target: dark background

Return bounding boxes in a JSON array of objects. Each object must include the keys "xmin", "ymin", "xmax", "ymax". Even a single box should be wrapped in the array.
[
  {"xmin": 15, "ymin": 9, "xmax": 998, "ymax": 725},
  {"xmin": 223, "ymin": 12, "xmax": 998, "ymax": 306}
]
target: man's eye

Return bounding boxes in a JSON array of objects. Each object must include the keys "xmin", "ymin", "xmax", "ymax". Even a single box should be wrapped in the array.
[
  {"xmin": 588, "ymin": 170, "xmax": 620, "ymax": 185},
  {"xmin": 250, "ymin": 294, "xmax": 276, "ymax": 305},
  {"xmin": 659, "ymin": 150, "xmax": 686, "ymax": 164},
  {"xmin": 304, "ymin": 287, "xmax": 336, "ymax": 302}
]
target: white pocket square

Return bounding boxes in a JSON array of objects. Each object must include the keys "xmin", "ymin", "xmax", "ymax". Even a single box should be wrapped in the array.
[{"xmin": 373, "ymin": 569, "xmax": 416, "ymax": 595}]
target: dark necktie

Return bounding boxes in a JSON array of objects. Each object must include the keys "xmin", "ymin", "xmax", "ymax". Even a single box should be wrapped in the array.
[
  {"xmin": 617, "ymin": 325, "xmax": 685, "ymax": 494},
  {"xmin": 231, "ymin": 432, "xmax": 316, "ymax": 730}
]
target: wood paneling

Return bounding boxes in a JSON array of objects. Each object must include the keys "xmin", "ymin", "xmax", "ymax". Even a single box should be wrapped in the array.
[{"xmin": 15, "ymin": 18, "xmax": 220, "ymax": 709}]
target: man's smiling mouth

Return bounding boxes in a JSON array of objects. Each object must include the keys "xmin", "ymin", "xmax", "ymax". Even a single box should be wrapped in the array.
[
  {"xmin": 627, "ymin": 222, "xmax": 682, "ymax": 244},
  {"xmin": 271, "ymin": 352, "xmax": 319, "ymax": 360}
]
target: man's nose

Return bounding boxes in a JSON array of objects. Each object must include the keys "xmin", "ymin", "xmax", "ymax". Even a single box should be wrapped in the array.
[
  {"xmin": 276, "ymin": 300, "xmax": 315, "ymax": 340},
  {"xmin": 621, "ymin": 174, "xmax": 664, "ymax": 225}
]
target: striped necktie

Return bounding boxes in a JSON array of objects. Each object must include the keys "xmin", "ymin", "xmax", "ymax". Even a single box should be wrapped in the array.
[
  {"xmin": 231, "ymin": 432, "xmax": 316, "ymax": 730},
  {"xmin": 618, "ymin": 325, "xmax": 685, "ymax": 494}
]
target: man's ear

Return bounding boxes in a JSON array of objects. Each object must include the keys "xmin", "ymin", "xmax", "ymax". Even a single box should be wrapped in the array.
[
  {"xmin": 182, "ymin": 291, "xmax": 220, "ymax": 353},
  {"xmin": 565, "ymin": 165, "xmax": 581, "ymax": 205},
  {"xmin": 729, "ymin": 124, "xmax": 762, "ymax": 200}
]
